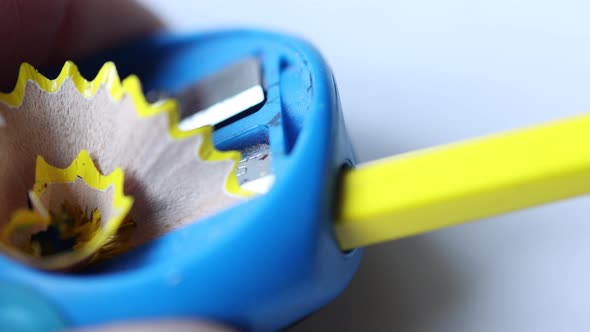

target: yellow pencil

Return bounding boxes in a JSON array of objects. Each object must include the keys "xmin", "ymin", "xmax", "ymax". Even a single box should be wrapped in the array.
[{"xmin": 336, "ymin": 113, "xmax": 590, "ymax": 249}]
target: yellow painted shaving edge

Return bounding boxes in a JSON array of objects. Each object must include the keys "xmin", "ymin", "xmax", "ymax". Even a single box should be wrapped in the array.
[
  {"xmin": 0, "ymin": 61, "xmax": 252, "ymax": 198},
  {"xmin": 1, "ymin": 150, "xmax": 133, "ymax": 270},
  {"xmin": 337, "ymin": 113, "xmax": 590, "ymax": 250}
]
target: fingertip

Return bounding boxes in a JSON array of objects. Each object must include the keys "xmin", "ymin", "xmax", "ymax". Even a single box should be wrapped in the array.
[
  {"xmin": 0, "ymin": 0, "xmax": 163, "ymax": 91},
  {"xmin": 0, "ymin": 0, "xmax": 68, "ymax": 90},
  {"xmin": 51, "ymin": 0, "xmax": 165, "ymax": 60}
]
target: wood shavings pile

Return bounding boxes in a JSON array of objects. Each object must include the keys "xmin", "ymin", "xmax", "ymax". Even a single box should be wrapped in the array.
[{"xmin": 0, "ymin": 62, "xmax": 249, "ymax": 270}]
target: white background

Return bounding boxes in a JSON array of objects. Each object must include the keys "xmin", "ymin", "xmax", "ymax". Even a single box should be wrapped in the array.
[{"xmin": 140, "ymin": 1, "xmax": 590, "ymax": 331}]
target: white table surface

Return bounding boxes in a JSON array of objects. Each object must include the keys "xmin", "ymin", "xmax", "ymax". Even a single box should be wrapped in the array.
[{"xmin": 140, "ymin": 1, "xmax": 590, "ymax": 330}]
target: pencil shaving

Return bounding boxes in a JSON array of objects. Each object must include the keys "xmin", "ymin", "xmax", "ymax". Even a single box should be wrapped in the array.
[
  {"xmin": 2, "ymin": 151, "xmax": 133, "ymax": 270},
  {"xmin": 0, "ymin": 62, "xmax": 250, "ymax": 270}
]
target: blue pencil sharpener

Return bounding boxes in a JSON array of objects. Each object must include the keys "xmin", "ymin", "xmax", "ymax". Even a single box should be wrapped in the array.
[{"xmin": 0, "ymin": 30, "xmax": 362, "ymax": 331}]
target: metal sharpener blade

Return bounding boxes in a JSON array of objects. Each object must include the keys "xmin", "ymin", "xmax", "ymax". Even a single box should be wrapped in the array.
[{"xmin": 177, "ymin": 58, "xmax": 265, "ymax": 131}]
